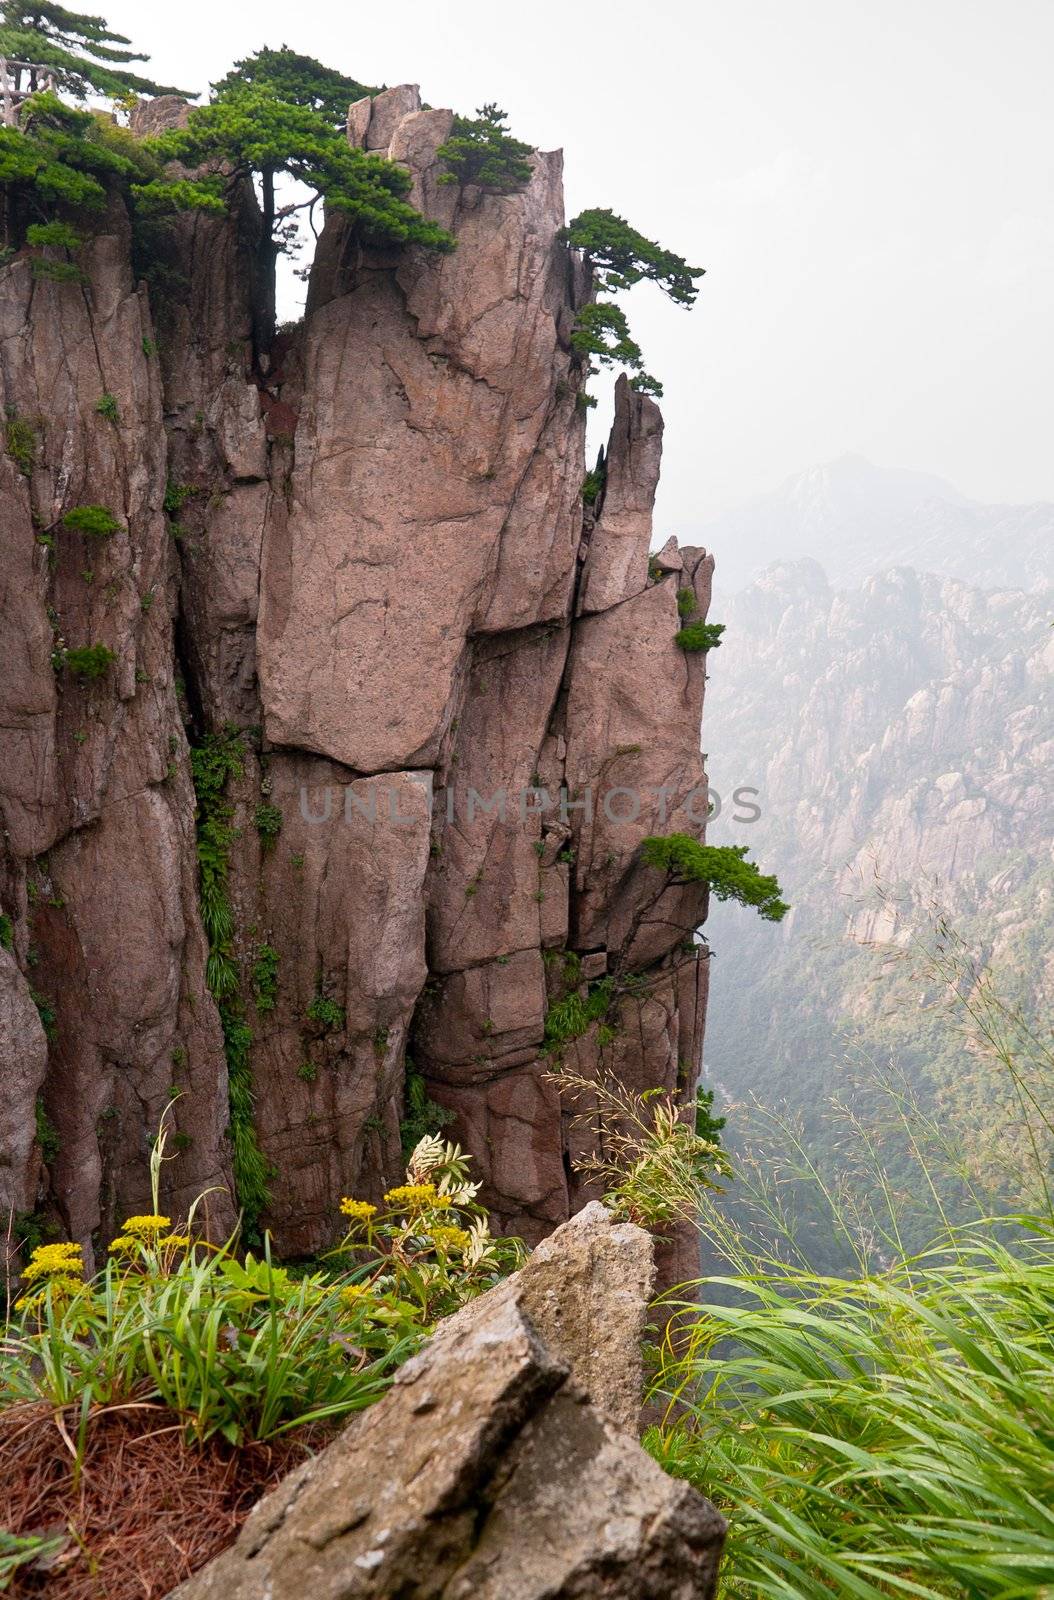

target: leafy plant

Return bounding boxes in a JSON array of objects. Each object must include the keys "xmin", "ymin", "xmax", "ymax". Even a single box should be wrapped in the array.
[
  {"xmin": 210, "ymin": 45, "xmax": 375, "ymax": 128},
  {"xmin": 189, "ymin": 727, "xmax": 271, "ymax": 1232},
  {"xmin": 0, "ymin": 91, "xmax": 165, "ymax": 251},
  {"xmin": 676, "ymin": 586, "xmax": 697, "ymax": 618},
  {"xmin": 61, "ymin": 503, "xmax": 121, "ymax": 536},
  {"xmin": 693, "ymin": 1084, "xmax": 726, "ymax": 1145},
  {"xmin": 570, "ymin": 301, "xmax": 660, "ymax": 396},
  {"xmin": 54, "ymin": 643, "xmax": 116, "ymax": 679},
  {"xmin": 94, "ymin": 390, "xmax": 119, "ymax": 423},
  {"xmin": 4, "ymin": 1127, "xmax": 523, "ymax": 1476},
  {"xmin": 35, "ymin": 1095, "xmax": 59, "ymax": 1159},
  {"xmin": 305, "ymin": 993, "xmax": 344, "ymax": 1031},
  {"xmin": 674, "ymin": 620, "xmax": 724, "ymax": 652},
  {"xmin": 640, "ymin": 833, "xmax": 788, "ymax": 922},
  {"xmin": 251, "ymin": 944, "xmax": 279, "ymax": 1013},
  {"xmin": 0, "ymin": 912, "xmax": 13, "ymax": 950},
  {"xmin": 163, "ymin": 479, "xmax": 195, "ymax": 516},
  {"xmin": 400, "ymin": 1063, "xmax": 455, "ymax": 1159},
  {"xmin": 562, "ymin": 206, "xmax": 703, "ymax": 399},
  {"xmin": 0, "ymin": 1529, "xmax": 67, "ymax": 1588},
  {"xmin": 543, "ymin": 977, "xmax": 615, "ymax": 1055},
  {"xmin": 4, "ymin": 407, "xmax": 37, "ymax": 476},
  {"xmin": 137, "ymin": 58, "xmax": 455, "ymax": 352},
  {"xmin": 549, "ymin": 1069, "xmax": 728, "ymax": 1226},
  {"xmin": 436, "ymin": 103, "xmax": 533, "ymax": 192},
  {"xmin": 254, "ymin": 801, "xmax": 282, "ymax": 850},
  {"xmin": 330, "ymin": 1136, "xmax": 526, "ymax": 1327},
  {"xmin": 648, "ymin": 1237, "xmax": 1054, "ymax": 1599},
  {"xmin": 581, "ymin": 464, "xmax": 605, "ymax": 506},
  {"xmin": 24, "ymin": 218, "xmax": 81, "ymax": 250},
  {"xmin": 562, "ymin": 208, "xmax": 703, "ymax": 305}
]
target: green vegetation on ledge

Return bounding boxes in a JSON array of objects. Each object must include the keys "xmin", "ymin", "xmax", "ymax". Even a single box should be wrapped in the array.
[
  {"xmin": 564, "ymin": 207, "xmax": 704, "ymax": 398},
  {"xmin": 189, "ymin": 727, "xmax": 271, "ymax": 1234},
  {"xmin": 437, "ymin": 103, "xmax": 533, "ymax": 192},
  {"xmin": 673, "ymin": 619, "xmax": 724, "ymax": 652},
  {"xmin": 640, "ymin": 833, "xmax": 789, "ymax": 921}
]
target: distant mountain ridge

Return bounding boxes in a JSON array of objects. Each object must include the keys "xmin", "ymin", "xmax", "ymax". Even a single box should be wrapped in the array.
[
  {"xmin": 700, "ymin": 550, "xmax": 1052, "ymax": 1261},
  {"xmin": 690, "ymin": 455, "xmax": 1052, "ymax": 594}
]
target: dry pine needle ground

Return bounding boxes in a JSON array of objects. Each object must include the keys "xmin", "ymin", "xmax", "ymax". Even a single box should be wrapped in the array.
[{"xmin": 0, "ymin": 1401, "xmax": 318, "ymax": 1598}]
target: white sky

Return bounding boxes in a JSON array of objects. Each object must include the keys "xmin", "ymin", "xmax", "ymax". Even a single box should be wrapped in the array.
[{"xmin": 105, "ymin": 0, "xmax": 1054, "ymax": 520}]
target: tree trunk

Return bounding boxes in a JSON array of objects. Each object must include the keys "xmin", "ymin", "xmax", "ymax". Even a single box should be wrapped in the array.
[{"xmin": 250, "ymin": 164, "xmax": 278, "ymax": 361}]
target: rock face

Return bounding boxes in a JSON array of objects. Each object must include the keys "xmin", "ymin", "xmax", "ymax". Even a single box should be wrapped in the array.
[
  {"xmin": 0, "ymin": 88, "xmax": 713, "ymax": 1263},
  {"xmin": 169, "ymin": 1206, "xmax": 726, "ymax": 1600}
]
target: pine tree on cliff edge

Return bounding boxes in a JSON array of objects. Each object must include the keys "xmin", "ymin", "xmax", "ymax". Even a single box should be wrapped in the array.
[{"xmin": 0, "ymin": 2, "xmax": 190, "ymax": 102}]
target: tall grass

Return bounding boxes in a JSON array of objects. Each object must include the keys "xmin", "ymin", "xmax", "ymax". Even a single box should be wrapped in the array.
[
  {"xmin": 649, "ymin": 1229, "xmax": 1054, "ymax": 1598},
  {"xmin": 627, "ymin": 907, "xmax": 1054, "ymax": 1597}
]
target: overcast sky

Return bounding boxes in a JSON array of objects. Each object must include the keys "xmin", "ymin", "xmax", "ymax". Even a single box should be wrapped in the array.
[{"xmin": 106, "ymin": 0, "xmax": 1054, "ymax": 524}]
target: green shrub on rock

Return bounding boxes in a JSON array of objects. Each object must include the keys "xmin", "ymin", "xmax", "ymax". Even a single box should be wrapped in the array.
[{"xmin": 62, "ymin": 504, "xmax": 121, "ymax": 537}]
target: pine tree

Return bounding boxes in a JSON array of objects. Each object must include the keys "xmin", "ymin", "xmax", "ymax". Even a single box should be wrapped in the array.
[
  {"xmin": 137, "ymin": 68, "xmax": 454, "ymax": 353},
  {"xmin": 562, "ymin": 207, "xmax": 704, "ymax": 397},
  {"xmin": 0, "ymin": 3, "xmax": 190, "ymax": 102},
  {"xmin": 210, "ymin": 45, "xmax": 377, "ymax": 131}
]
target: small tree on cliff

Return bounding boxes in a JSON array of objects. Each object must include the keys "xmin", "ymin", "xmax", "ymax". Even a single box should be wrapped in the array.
[
  {"xmin": 640, "ymin": 834, "xmax": 788, "ymax": 923},
  {"xmin": 436, "ymin": 103, "xmax": 533, "ymax": 192},
  {"xmin": 562, "ymin": 207, "xmax": 704, "ymax": 398},
  {"xmin": 137, "ymin": 49, "xmax": 455, "ymax": 354},
  {"xmin": 0, "ymin": 2, "xmax": 190, "ymax": 102}
]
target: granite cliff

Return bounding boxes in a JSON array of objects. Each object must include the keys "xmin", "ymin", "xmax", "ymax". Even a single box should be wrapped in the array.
[{"xmin": 0, "ymin": 87, "xmax": 714, "ymax": 1269}]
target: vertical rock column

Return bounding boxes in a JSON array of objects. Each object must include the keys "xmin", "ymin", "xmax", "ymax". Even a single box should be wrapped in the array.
[{"xmin": 0, "ymin": 211, "xmax": 232, "ymax": 1254}]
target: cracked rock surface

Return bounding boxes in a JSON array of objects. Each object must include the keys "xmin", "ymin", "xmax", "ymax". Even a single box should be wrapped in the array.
[
  {"xmin": 169, "ymin": 1206, "xmax": 726, "ymax": 1599},
  {"xmin": 1, "ymin": 87, "xmax": 714, "ymax": 1263}
]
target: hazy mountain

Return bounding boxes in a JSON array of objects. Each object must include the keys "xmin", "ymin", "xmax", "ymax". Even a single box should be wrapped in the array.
[
  {"xmin": 692, "ymin": 455, "xmax": 1053, "ymax": 594},
  {"xmin": 701, "ymin": 554, "xmax": 1053, "ymax": 1261}
]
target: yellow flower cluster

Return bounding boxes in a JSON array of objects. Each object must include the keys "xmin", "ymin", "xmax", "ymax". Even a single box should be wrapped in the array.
[
  {"xmin": 430, "ymin": 1225, "xmax": 471, "ymax": 1252},
  {"xmin": 340, "ymin": 1283, "xmax": 369, "ymax": 1304},
  {"xmin": 122, "ymin": 1214, "xmax": 171, "ymax": 1235},
  {"xmin": 382, "ymin": 1183, "xmax": 452, "ymax": 1211},
  {"xmin": 15, "ymin": 1242, "xmax": 85, "ymax": 1312},
  {"xmin": 339, "ymin": 1198, "xmax": 378, "ymax": 1222},
  {"xmin": 20, "ymin": 1241, "xmax": 83, "ymax": 1284}
]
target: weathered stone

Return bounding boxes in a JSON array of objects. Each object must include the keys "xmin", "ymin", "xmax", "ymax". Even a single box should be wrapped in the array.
[
  {"xmin": 0, "ymin": 948, "xmax": 48, "ymax": 1228},
  {"xmin": 345, "ymin": 95, "xmax": 372, "ymax": 148},
  {"xmin": 364, "ymin": 83, "xmax": 422, "ymax": 151},
  {"xmin": 507, "ymin": 1201, "xmax": 655, "ymax": 1432},
  {"xmin": 129, "ymin": 95, "xmax": 191, "ymax": 136},
  {"xmin": 578, "ymin": 376, "xmax": 664, "ymax": 614},
  {"xmin": 561, "ymin": 559, "xmax": 712, "ymax": 965},
  {"xmin": 426, "ymin": 626, "xmax": 570, "ymax": 974},
  {"xmin": 0, "ymin": 214, "xmax": 234, "ymax": 1252},
  {"xmin": 257, "ymin": 125, "xmax": 578, "ymax": 775},
  {"xmin": 231, "ymin": 759, "xmax": 433, "ymax": 1255},
  {"xmin": 0, "ymin": 86, "xmax": 714, "ymax": 1288},
  {"xmin": 169, "ymin": 1210, "xmax": 725, "ymax": 1600},
  {"xmin": 652, "ymin": 535, "xmax": 684, "ymax": 573}
]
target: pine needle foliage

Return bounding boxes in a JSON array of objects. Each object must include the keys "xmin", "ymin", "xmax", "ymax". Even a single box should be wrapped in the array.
[
  {"xmin": 0, "ymin": 90, "xmax": 161, "ymax": 240},
  {"xmin": 210, "ymin": 45, "xmax": 376, "ymax": 128},
  {"xmin": 563, "ymin": 206, "xmax": 704, "ymax": 399},
  {"xmin": 674, "ymin": 619, "xmax": 725, "ymax": 652},
  {"xmin": 0, "ymin": 3, "xmax": 191, "ymax": 101},
  {"xmin": 436, "ymin": 103, "xmax": 533, "ymax": 192},
  {"xmin": 640, "ymin": 834, "xmax": 789, "ymax": 922}
]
